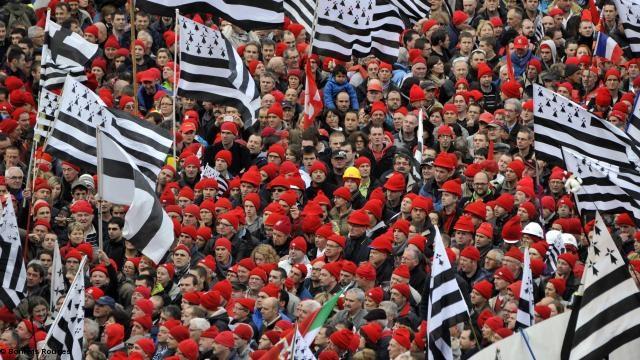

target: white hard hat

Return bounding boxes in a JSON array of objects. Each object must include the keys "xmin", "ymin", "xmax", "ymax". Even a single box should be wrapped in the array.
[
  {"xmin": 545, "ymin": 229, "xmax": 562, "ymax": 245},
  {"xmin": 522, "ymin": 222, "xmax": 543, "ymax": 239},
  {"xmin": 561, "ymin": 233, "xmax": 578, "ymax": 248}
]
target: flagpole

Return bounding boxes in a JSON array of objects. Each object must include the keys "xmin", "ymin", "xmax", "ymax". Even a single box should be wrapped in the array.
[
  {"xmin": 130, "ymin": 2, "xmax": 138, "ymax": 115},
  {"xmin": 96, "ymin": 127, "xmax": 104, "ymax": 251},
  {"xmin": 172, "ymin": 9, "xmax": 179, "ymax": 163},
  {"xmin": 23, "ymin": 9, "xmax": 51, "ymax": 210}
]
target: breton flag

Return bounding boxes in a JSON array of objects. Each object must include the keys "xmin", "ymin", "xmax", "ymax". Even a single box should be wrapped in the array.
[
  {"xmin": 303, "ymin": 60, "xmax": 323, "ymax": 129},
  {"xmin": 98, "ymin": 131, "xmax": 174, "ymax": 264},
  {"xmin": 291, "ymin": 327, "xmax": 317, "ymax": 360},
  {"xmin": 136, "ymin": 0, "xmax": 284, "ymax": 30},
  {"xmin": 0, "ymin": 197, "xmax": 26, "ymax": 308},
  {"xmin": 427, "ymin": 226, "xmax": 469, "ymax": 360},
  {"xmin": 627, "ymin": 93, "xmax": 640, "ymax": 148},
  {"xmin": 515, "ymin": 249, "xmax": 534, "ymax": 330},
  {"xmin": 594, "ymin": 31, "xmax": 624, "ymax": 65},
  {"xmin": 613, "ymin": 0, "xmax": 640, "ymax": 56},
  {"xmin": 177, "ymin": 15, "xmax": 261, "ymax": 127},
  {"xmin": 35, "ymin": 88, "xmax": 60, "ymax": 140},
  {"xmin": 45, "ymin": 77, "xmax": 172, "ymax": 186},
  {"xmin": 562, "ymin": 147, "xmax": 640, "ymax": 225},
  {"xmin": 534, "ymin": 17, "xmax": 545, "ymax": 42},
  {"xmin": 40, "ymin": 17, "xmax": 99, "ymax": 90},
  {"xmin": 313, "ymin": 0, "xmax": 405, "ymax": 63},
  {"xmin": 50, "ymin": 242, "xmax": 66, "ymax": 313},
  {"xmin": 560, "ymin": 211, "xmax": 640, "ymax": 359},
  {"xmin": 285, "ymin": 0, "xmax": 316, "ymax": 33},
  {"xmin": 389, "ymin": 0, "xmax": 431, "ymax": 24},
  {"xmin": 44, "ymin": 256, "xmax": 86, "ymax": 360},
  {"xmin": 545, "ymin": 229, "xmax": 566, "ymax": 272},
  {"xmin": 533, "ymin": 84, "xmax": 640, "ymax": 170}
]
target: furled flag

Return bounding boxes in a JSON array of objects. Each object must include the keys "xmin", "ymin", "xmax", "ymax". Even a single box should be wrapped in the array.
[
  {"xmin": 44, "ymin": 256, "xmax": 87, "ymax": 360},
  {"xmin": 176, "ymin": 15, "xmax": 261, "ymax": 127},
  {"xmin": 45, "ymin": 77, "xmax": 172, "ymax": 186},
  {"xmin": 313, "ymin": 0, "xmax": 405, "ymax": 63},
  {"xmin": 98, "ymin": 131, "xmax": 174, "ymax": 263},
  {"xmin": 41, "ymin": 16, "xmax": 99, "ymax": 89},
  {"xmin": 594, "ymin": 31, "xmax": 624, "ymax": 65},
  {"xmin": 560, "ymin": 211, "xmax": 640, "ymax": 359},
  {"xmin": 50, "ymin": 242, "xmax": 66, "ymax": 313},
  {"xmin": 427, "ymin": 226, "xmax": 469, "ymax": 360},
  {"xmin": 562, "ymin": 147, "xmax": 640, "ymax": 225},
  {"xmin": 545, "ymin": 230, "xmax": 566, "ymax": 272},
  {"xmin": 35, "ymin": 88, "xmax": 60, "ymax": 140},
  {"xmin": 303, "ymin": 60, "xmax": 323, "ymax": 129},
  {"xmin": 285, "ymin": 0, "xmax": 316, "ymax": 33},
  {"xmin": 612, "ymin": 0, "xmax": 640, "ymax": 56},
  {"xmin": 515, "ymin": 249, "xmax": 534, "ymax": 330},
  {"xmin": 0, "ymin": 197, "xmax": 26, "ymax": 308},
  {"xmin": 136, "ymin": 0, "xmax": 284, "ymax": 30},
  {"xmin": 533, "ymin": 84, "xmax": 640, "ymax": 170}
]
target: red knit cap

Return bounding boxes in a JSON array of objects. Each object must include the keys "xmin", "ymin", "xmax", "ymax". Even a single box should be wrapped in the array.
[
  {"xmin": 473, "ymin": 279, "xmax": 494, "ymax": 299},
  {"xmin": 502, "ymin": 215, "xmax": 522, "ymax": 243},
  {"xmin": 460, "ymin": 246, "xmax": 481, "ymax": 262},
  {"xmin": 494, "ymin": 266, "xmax": 515, "ymax": 283},
  {"xmin": 356, "ymin": 262, "xmax": 376, "ymax": 281},
  {"xmin": 366, "ymin": 287, "xmax": 384, "ymax": 304}
]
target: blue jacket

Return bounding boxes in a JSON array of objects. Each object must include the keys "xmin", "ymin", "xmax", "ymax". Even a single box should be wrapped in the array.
[
  {"xmin": 508, "ymin": 50, "xmax": 539, "ymax": 78},
  {"xmin": 323, "ymin": 76, "xmax": 359, "ymax": 110}
]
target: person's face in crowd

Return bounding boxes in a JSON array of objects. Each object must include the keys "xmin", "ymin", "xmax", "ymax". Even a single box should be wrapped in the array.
[
  {"xmin": 386, "ymin": 90, "xmax": 401, "ymax": 110},
  {"xmin": 412, "ymin": 62, "xmax": 427, "ymax": 79},
  {"xmin": 454, "ymin": 95, "xmax": 467, "ymax": 113},
  {"xmin": 459, "ymin": 36, "xmax": 473, "ymax": 55},
  {"xmin": 244, "ymin": 44, "xmax": 259, "ymax": 62},
  {"xmin": 173, "ymin": 249, "xmax": 190, "ymax": 268},
  {"xmin": 220, "ymin": 128, "xmax": 236, "ymax": 147},
  {"xmin": 393, "ymin": 113, "xmax": 404, "ymax": 131},
  {"xmin": 526, "ymin": 64, "xmax": 539, "ymax": 80},
  {"xmin": 522, "ymin": 19, "xmax": 535, "ymax": 37},
  {"xmin": 259, "ymin": 76, "xmax": 275, "ymax": 94},
  {"xmin": 135, "ymin": 14, "xmax": 150, "ymax": 31},
  {"xmin": 393, "ymin": 156, "xmax": 411, "ymax": 174},
  {"xmin": 113, "ymin": 14, "xmax": 126, "ymax": 31},
  {"xmin": 605, "ymin": 74, "xmax": 620, "ymax": 92},
  {"xmin": 516, "ymin": 131, "xmax": 532, "ymax": 151},
  {"xmin": 55, "ymin": 6, "xmax": 70, "ymax": 23},
  {"xmin": 506, "ymin": 10, "xmax": 522, "ymax": 30},
  {"xmin": 335, "ymin": 91, "xmax": 351, "ymax": 112},
  {"xmin": 378, "ymin": 66, "xmax": 391, "ymax": 82},
  {"xmin": 367, "ymin": 62, "xmax": 379, "ymax": 79},
  {"xmin": 470, "ymin": 52, "xmax": 485, "ymax": 70},
  {"xmin": 565, "ymin": 42, "xmax": 578, "ymax": 58},
  {"xmin": 262, "ymin": 44, "xmax": 275, "ymax": 63}
]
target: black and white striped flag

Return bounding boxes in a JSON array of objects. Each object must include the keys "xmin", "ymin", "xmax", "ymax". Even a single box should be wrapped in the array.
[
  {"xmin": 313, "ymin": 0, "xmax": 405, "ymax": 63},
  {"xmin": 390, "ymin": 0, "xmax": 430, "ymax": 24},
  {"xmin": 35, "ymin": 88, "xmax": 60, "ymax": 140},
  {"xmin": 516, "ymin": 250, "xmax": 534, "ymax": 330},
  {"xmin": 98, "ymin": 132, "xmax": 173, "ymax": 263},
  {"xmin": 613, "ymin": 0, "xmax": 640, "ymax": 56},
  {"xmin": 627, "ymin": 92, "xmax": 640, "ymax": 148},
  {"xmin": 545, "ymin": 229, "xmax": 566, "ymax": 272},
  {"xmin": 562, "ymin": 147, "xmax": 640, "ymax": 225},
  {"xmin": 50, "ymin": 242, "xmax": 66, "ymax": 313},
  {"xmin": 177, "ymin": 15, "xmax": 261, "ymax": 127},
  {"xmin": 285, "ymin": 0, "xmax": 316, "ymax": 33},
  {"xmin": 534, "ymin": 17, "xmax": 545, "ymax": 42},
  {"xmin": 533, "ymin": 84, "xmax": 640, "ymax": 170},
  {"xmin": 427, "ymin": 227, "xmax": 469, "ymax": 360},
  {"xmin": 561, "ymin": 211, "xmax": 640, "ymax": 359},
  {"xmin": 0, "ymin": 197, "xmax": 26, "ymax": 308},
  {"xmin": 45, "ymin": 78, "xmax": 172, "ymax": 186},
  {"xmin": 41, "ymin": 17, "xmax": 99, "ymax": 90},
  {"xmin": 44, "ymin": 256, "xmax": 86, "ymax": 360},
  {"xmin": 136, "ymin": 0, "xmax": 284, "ymax": 30}
]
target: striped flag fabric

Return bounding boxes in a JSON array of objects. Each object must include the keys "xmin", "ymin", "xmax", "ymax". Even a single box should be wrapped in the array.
[
  {"xmin": 176, "ymin": 15, "xmax": 261, "ymax": 127},
  {"xmin": 50, "ymin": 242, "xmax": 66, "ymax": 313},
  {"xmin": 533, "ymin": 84, "xmax": 640, "ymax": 169},
  {"xmin": 285, "ymin": 0, "xmax": 316, "ymax": 33},
  {"xmin": 312, "ymin": 0, "xmax": 405, "ymax": 63},
  {"xmin": 303, "ymin": 60, "xmax": 323, "ymax": 129},
  {"xmin": 45, "ymin": 77, "xmax": 172, "ymax": 186},
  {"xmin": 41, "ymin": 17, "xmax": 99, "ymax": 90},
  {"xmin": 35, "ymin": 88, "xmax": 60, "ymax": 140},
  {"xmin": 545, "ymin": 230, "xmax": 566, "ymax": 272},
  {"xmin": 515, "ymin": 249, "xmax": 534, "ymax": 330},
  {"xmin": 0, "ymin": 197, "xmax": 26, "ymax": 308},
  {"xmin": 389, "ymin": 0, "xmax": 430, "ymax": 23},
  {"xmin": 98, "ymin": 132, "xmax": 174, "ymax": 264},
  {"xmin": 561, "ymin": 147, "xmax": 640, "ymax": 225},
  {"xmin": 534, "ymin": 17, "xmax": 545, "ymax": 42},
  {"xmin": 136, "ymin": 0, "xmax": 284, "ymax": 30},
  {"xmin": 561, "ymin": 211, "xmax": 640, "ymax": 359},
  {"xmin": 613, "ymin": 0, "xmax": 640, "ymax": 56},
  {"xmin": 427, "ymin": 226, "xmax": 469, "ymax": 360},
  {"xmin": 44, "ymin": 256, "xmax": 86, "ymax": 360},
  {"xmin": 627, "ymin": 93, "xmax": 640, "ymax": 148},
  {"xmin": 594, "ymin": 31, "xmax": 624, "ymax": 64}
]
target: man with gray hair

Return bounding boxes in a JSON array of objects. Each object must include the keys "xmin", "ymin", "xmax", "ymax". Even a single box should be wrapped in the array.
[
  {"xmin": 5, "ymin": 167, "xmax": 25, "ymax": 200},
  {"xmin": 83, "ymin": 318, "xmax": 100, "ymax": 351},
  {"xmin": 295, "ymin": 299, "xmax": 321, "ymax": 323},
  {"xmin": 327, "ymin": 288, "xmax": 368, "ymax": 330},
  {"xmin": 189, "ymin": 318, "xmax": 211, "ymax": 343},
  {"xmin": 503, "ymin": 98, "xmax": 523, "ymax": 147}
]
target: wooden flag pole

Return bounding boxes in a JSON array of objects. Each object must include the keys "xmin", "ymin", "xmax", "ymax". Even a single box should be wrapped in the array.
[
  {"xmin": 96, "ymin": 127, "xmax": 104, "ymax": 251},
  {"xmin": 172, "ymin": 9, "xmax": 179, "ymax": 162},
  {"xmin": 130, "ymin": 2, "xmax": 138, "ymax": 115}
]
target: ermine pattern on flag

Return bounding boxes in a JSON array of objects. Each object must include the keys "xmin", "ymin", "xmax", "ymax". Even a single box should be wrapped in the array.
[
  {"xmin": 313, "ymin": 0, "xmax": 405, "ymax": 63},
  {"xmin": 546, "ymin": 230, "xmax": 566, "ymax": 272},
  {"xmin": 516, "ymin": 250, "xmax": 534, "ymax": 330},
  {"xmin": 177, "ymin": 15, "xmax": 261, "ymax": 127},
  {"xmin": 613, "ymin": 0, "xmax": 640, "ymax": 56},
  {"xmin": 50, "ymin": 242, "xmax": 66, "ymax": 313},
  {"xmin": 0, "ymin": 198, "xmax": 26, "ymax": 308},
  {"xmin": 564, "ymin": 212, "xmax": 640, "ymax": 359},
  {"xmin": 35, "ymin": 88, "xmax": 60, "ymax": 140}
]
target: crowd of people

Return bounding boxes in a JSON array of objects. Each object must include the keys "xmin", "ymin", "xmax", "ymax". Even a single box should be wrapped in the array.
[{"xmin": 1, "ymin": 0, "xmax": 640, "ymax": 359}]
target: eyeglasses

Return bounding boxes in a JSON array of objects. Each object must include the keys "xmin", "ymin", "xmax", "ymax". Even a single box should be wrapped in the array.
[{"xmin": 7, "ymin": 176, "xmax": 23, "ymax": 180}]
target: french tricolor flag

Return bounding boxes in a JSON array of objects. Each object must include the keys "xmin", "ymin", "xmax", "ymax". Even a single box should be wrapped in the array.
[{"xmin": 594, "ymin": 31, "xmax": 623, "ymax": 65}]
